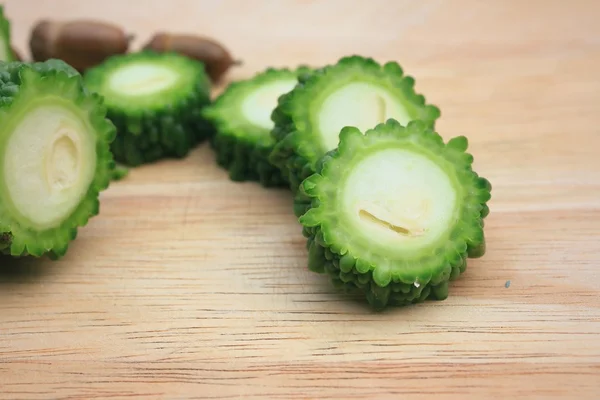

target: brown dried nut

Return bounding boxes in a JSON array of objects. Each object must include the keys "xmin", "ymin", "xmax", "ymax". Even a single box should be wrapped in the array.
[
  {"xmin": 29, "ymin": 19, "xmax": 130, "ymax": 72},
  {"xmin": 143, "ymin": 33, "xmax": 241, "ymax": 82}
]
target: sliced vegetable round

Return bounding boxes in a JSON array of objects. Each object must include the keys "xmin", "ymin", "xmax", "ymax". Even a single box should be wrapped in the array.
[
  {"xmin": 298, "ymin": 119, "xmax": 491, "ymax": 309},
  {"xmin": 84, "ymin": 50, "xmax": 213, "ymax": 166},
  {"xmin": 203, "ymin": 66, "xmax": 309, "ymax": 187},
  {"xmin": 270, "ymin": 55, "xmax": 441, "ymax": 195},
  {"xmin": 0, "ymin": 59, "xmax": 116, "ymax": 259}
]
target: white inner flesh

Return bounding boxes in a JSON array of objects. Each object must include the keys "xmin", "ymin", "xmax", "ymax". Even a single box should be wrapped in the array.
[
  {"xmin": 317, "ymin": 82, "xmax": 412, "ymax": 151},
  {"xmin": 343, "ymin": 148, "xmax": 457, "ymax": 249},
  {"xmin": 107, "ymin": 63, "xmax": 179, "ymax": 96},
  {"xmin": 3, "ymin": 105, "xmax": 96, "ymax": 229},
  {"xmin": 241, "ymin": 79, "xmax": 298, "ymax": 130}
]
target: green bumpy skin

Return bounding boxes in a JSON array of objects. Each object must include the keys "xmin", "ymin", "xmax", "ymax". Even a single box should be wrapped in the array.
[
  {"xmin": 270, "ymin": 55, "xmax": 441, "ymax": 197},
  {"xmin": 298, "ymin": 119, "xmax": 491, "ymax": 310},
  {"xmin": 0, "ymin": 5, "xmax": 16, "ymax": 62},
  {"xmin": 202, "ymin": 66, "xmax": 311, "ymax": 187},
  {"xmin": 84, "ymin": 50, "xmax": 213, "ymax": 166},
  {"xmin": 0, "ymin": 59, "xmax": 116, "ymax": 259},
  {"xmin": 110, "ymin": 164, "xmax": 129, "ymax": 181}
]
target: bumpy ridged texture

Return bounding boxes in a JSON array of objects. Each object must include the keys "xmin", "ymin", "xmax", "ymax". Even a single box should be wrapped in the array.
[
  {"xmin": 0, "ymin": 5, "xmax": 16, "ymax": 62},
  {"xmin": 203, "ymin": 67, "xmax": 311, "ymax": 187},
  {"xmin": 210, "ymin": 132, "xmax": 286, "ymax": 187},
  {"xmin": 110, "ymin": 164, "xmax": 129, "ymax": 181},
  {"xmin": 84, "ymin": 51, "xmax": 214, "ymax": 167},
  {"xmin": 298, "ymin": 119, "xmax": 492, "ymax": 310},
  {"xmin": 270, "ymin": 55, "xmax": 441, "ymax": 195},
  {"xmin": 0, "ymin": 59, "xmax": 116, "ymax": 259}
]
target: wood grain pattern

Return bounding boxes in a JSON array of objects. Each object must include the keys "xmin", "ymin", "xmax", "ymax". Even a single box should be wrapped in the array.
[{"xmin": 1, "ymin": 0, "xmax": 599, "ymax": 398}]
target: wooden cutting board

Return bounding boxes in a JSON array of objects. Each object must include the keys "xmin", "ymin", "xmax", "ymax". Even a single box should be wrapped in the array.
[{"xmin": 1, "ymin": 1, "xmax": 599, "ymax": 398}]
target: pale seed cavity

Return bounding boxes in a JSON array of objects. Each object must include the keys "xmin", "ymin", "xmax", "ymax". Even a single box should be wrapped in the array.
[
  {"xmin": 45, "ymin": 121, "xmax": 82, "ymax": 193},
  {"xmin": 359, "ymin": 209, "xmax": 411, "ymax": 235},
  {"xmin": 358, "ymin": 199, "xmax": 429, "ymax": 238},
  {"xmin": 343, "ymin": 148, "xmax": 457, "ymax": 251},
  {"xmin": 108, "ymin": 64, "xmax": 179, "ymax": 96},
  {"xmin": 317, "ymin": 83, "xmax": 412, "ymax": 151},
  {"xmin": 241, "ymin": 79, "xmax": 298, "ymax": 131},
  {"xmin": 121, "ymin": 75, "xmax": 171, "ymax": 92}
]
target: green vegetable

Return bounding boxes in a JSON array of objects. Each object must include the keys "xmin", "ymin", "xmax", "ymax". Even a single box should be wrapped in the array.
[
  {"xmin": 270, "ymin": 55, "xmax": 441, "ymax": 196},
  {"xmin": 298, "ymin": 119, "xmax": 491, "ymax": 310},
  {"xmin": 203, "ymin": 67, "xmax": 310, "ymax": 186},
  {"xmin": 0, "ymin": 59, "xmax": 116, "ymax": 259},
  {"xmin": 84, "ymin": 50, "xmax": 213, "ymax": 166},
  {"xmin": 110, "ymin": 164, "xmax": 129, "ymax": 181},
  {"xmin": 0, "ymin": 5, "xmax": 16, "ymax": 62}
]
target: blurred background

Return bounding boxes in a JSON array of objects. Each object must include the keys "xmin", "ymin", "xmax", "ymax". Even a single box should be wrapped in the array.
[
  {"xmin": 4, "ymin": 0, "xmax": 598, "ymax": 158},
  {"xmin": 5, "ymin": 0, "xmax": 598, "ymax": 77}
]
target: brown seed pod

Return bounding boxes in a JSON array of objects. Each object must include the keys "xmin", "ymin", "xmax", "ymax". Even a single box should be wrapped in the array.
[
  {"xmin": 29, "ymin": 19, "xmax": 131, "ymax": 72},
  {"xmin": 143, "ymin": 33, "xmax": 241, "ymax": 83}
]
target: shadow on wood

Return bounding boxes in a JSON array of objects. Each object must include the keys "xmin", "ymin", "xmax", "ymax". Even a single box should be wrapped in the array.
[{"xmin": 0, "ymin": 255, "xmax": 55, "ymax": 285}]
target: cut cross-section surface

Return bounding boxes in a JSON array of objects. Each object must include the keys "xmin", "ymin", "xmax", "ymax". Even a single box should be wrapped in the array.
[
  {"xmin": 317, "ymin": 83, "xmax": 411, "ymax": 151},
  {"xmin": 84, "ymin": 50, "xmax": 214, "ymax": 166},
  {"xmin": 107, "ymin": 63, "xmax": 180, "ymax": 97},
  {"xmin": 241, "ymin": 79, "xmax": 299, "ymax": 131},
  {"xmin": 203, "ymin": 66, "xmax": 311, "ymax": 187},
  {"xmin": 4, "ymin": 104, "xmax": 96, "ymax": 230},
  {"xmin": 298, "ymin": 119, "xmax": 492, "ymax": 310},
  {"xmin": 343, "ymin": 148, "xmax": 457, "ymax": 252},
  {"xmin": 270, "ymin": 55, "xmax": 441, "ymax": 194},
  {"xmin": 0, "ymin": 59, "xmax": 116, "ymax": 259}
]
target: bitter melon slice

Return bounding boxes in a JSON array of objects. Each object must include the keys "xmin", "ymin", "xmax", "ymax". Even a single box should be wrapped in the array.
[
  {"xmin": 203, "ymin": 67, "xmax": 309, "ymax": 186},
  {"xmin": 0, "ymin": 5, "xmax": 16, "ymax": 62},
  {"xmin": 298, "ymin": 119, "xmax": 491, "ymax": 310},
  {"xmin": 0, "ymin": 59, "xmax": 116, "ymax": 259},
  {"xmin": 84, "ymin": 50, "xmax": 213, "ymax": 166},
  {"xmin": 270, "ymin": 55, "xmax": 440, "ymax": 195},
  {"xmin": 110, "ymin": 164, "xmax": 129, "ymax": 181}
]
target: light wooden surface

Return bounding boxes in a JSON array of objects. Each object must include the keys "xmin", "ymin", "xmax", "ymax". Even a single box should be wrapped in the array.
[{"xmin": 1, "ymin": 0, "xmax": 599, "ymax": 398}]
